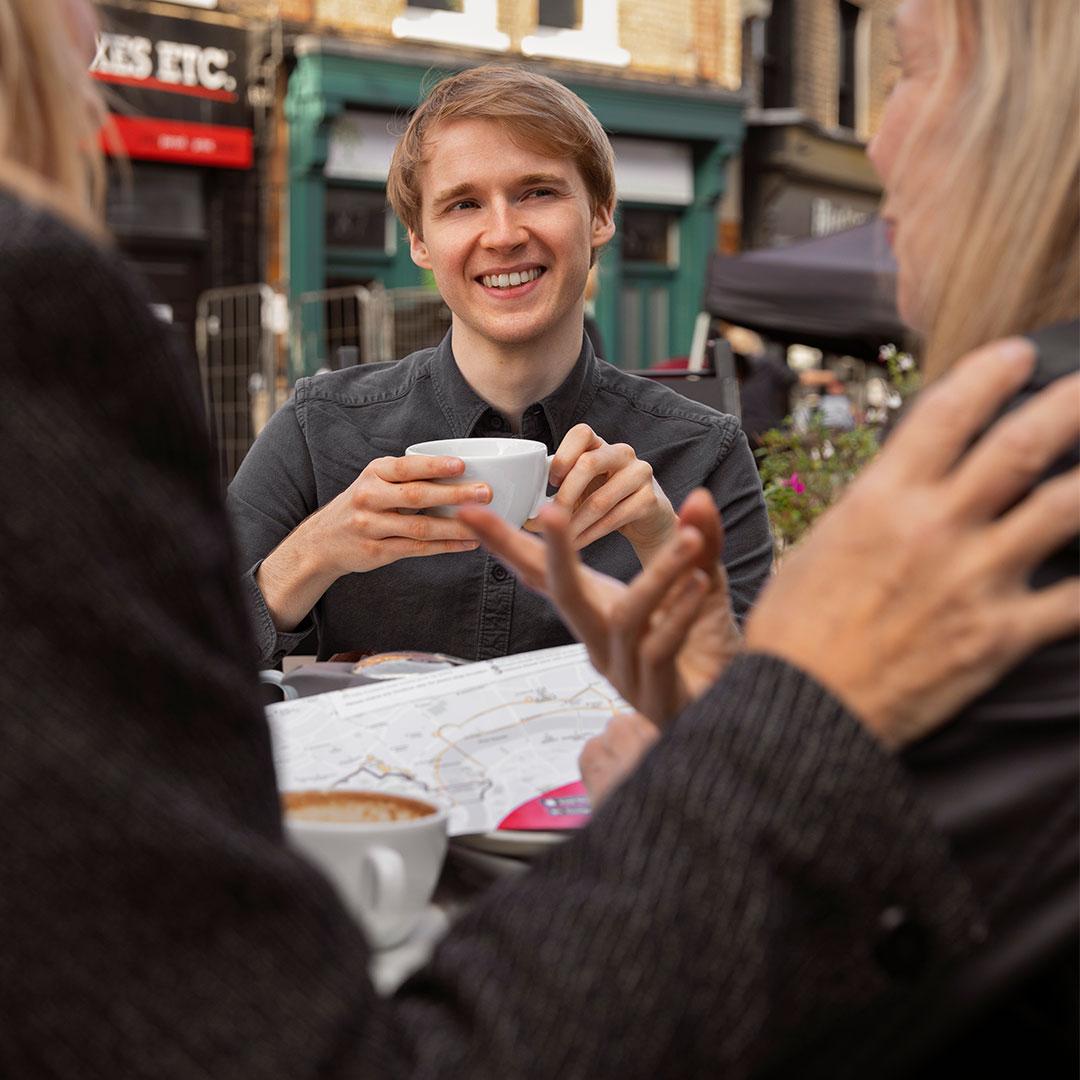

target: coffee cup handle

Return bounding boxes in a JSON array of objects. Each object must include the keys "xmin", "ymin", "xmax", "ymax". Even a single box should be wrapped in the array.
[
  {"xmin": 360, "ymin": 844, "xmax": 407, "ymax": 921},
  {"xmin": 528, "ymin": 453, "xmax": 557, "ymax": 520},
  {"xmin": 258, "ymin": 670, "xmax": 299, "ymax": 701}
]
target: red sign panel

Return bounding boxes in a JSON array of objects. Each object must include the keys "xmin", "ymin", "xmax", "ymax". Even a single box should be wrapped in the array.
[{"xmin": 104, "ymin": 116, "xmax": 253, "ymax": 169}]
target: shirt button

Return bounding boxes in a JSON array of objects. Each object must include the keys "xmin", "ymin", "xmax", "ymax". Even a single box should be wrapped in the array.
[
  {"xmin": 873, "ymin": 905, "xmax": 930, "ymax": 981},
  {"xmin": 489, "ymin": 415, "xmax": 506, "ymax": 431},
  {"xmin": 491, "ymin": 564, "xmax": 509, "ymax": 582}
]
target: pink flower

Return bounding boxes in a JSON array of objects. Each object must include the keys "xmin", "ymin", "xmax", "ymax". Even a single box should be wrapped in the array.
[{"xmin": 787, "ymin": 472, "xmax": 806, "ymax": 494}]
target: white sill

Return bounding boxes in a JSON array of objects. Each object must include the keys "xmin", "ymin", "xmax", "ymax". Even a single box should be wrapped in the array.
[
  {"xmin": 521, "ymin": 28, "xmax": 630, "ymax": 67},
  {"xmin": 392, "ymin": 10, "xmax": 510, "ymax": 53}
]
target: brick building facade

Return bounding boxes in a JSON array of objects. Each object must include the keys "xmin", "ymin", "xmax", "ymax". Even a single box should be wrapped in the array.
[
  {"xmin": 105, "ymin": 0, "xmax": 751, "ymax": 374},
  {"xmin": 738, "ymin": 0, "xmax": 899, "ymax": 250}
]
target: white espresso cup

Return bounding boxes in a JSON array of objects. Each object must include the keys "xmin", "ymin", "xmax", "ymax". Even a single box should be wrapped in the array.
[
  {"xmin": 282, "ymin": 790, "xmax": 448, "ymax": 949},
  {"xmin": 405, "ymin": 437, "xmax": 554, "ymax": 528}
]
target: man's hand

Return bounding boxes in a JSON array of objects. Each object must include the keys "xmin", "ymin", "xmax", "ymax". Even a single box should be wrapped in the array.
[
  {"xmin": 530, "ymin": 423, "xmax": 677, "ymax": 564},
  {"xmin": 579, "ymin": 712, "xmax": 660, "ymax": 809},
  {"xmin": 745, "ymin": 338, "xmax": 1080, "ymax": 749},
  {"xmin": 257, "ymin": 454, "xmax": 489, "ymax": 632}
]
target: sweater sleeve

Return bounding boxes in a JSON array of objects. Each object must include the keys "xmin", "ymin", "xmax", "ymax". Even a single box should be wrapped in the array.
[{"xmin": 227, "ymin": 391, "xmax": 320, "ymax": 665}]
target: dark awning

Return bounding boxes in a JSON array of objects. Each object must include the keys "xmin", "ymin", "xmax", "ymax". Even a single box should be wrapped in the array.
[{"xmin": 703, "ymin": 219, "xmax": 909, "ymax": 360}]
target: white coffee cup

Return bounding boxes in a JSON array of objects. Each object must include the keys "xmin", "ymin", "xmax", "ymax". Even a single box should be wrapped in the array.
[
  {"xmin": 282, "ymin": 790, "xmax": 448, "ymax": 949},
  {"xmin": 405, "ymin": 437, "xmax": 554, "ymax": 528}
]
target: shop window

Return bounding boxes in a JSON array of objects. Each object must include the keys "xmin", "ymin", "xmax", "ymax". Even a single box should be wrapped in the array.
[
  {"xmin": 522, "ymin": 0, "xmax": 629, "ymax": 67},
  {"xmin": 837, "ymin": 0, "xmax": 860, "ymax": 130},
  {"xmin": 325, "ymin": 187, "xmax": 393, "ymax": 253},
  {"xmin": 539, "ymin": 0, "xmax": 580, "ymax": 29},
  {"xmin": 393, "ymin": 0, "xmax": 509, "ymax": 52},
  {"xmin": 762, "ymin": 0, "xmax": 794, "ymax": 109},
  {"xmin": 106, "ymin": 163, "xmax": 205, "ymax": 240},
  {"xmin": 621, "ymin": 208, "xmax": 679, "ymax": 266}
]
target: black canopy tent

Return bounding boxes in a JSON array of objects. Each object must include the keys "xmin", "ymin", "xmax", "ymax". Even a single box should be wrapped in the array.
[{"xmin": 703, "ymin": 219, "xmax": 909, "ymax": 361}]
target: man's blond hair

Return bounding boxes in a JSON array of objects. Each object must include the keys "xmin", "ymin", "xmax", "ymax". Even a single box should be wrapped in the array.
[{"xmin": 387, "ymin": 65, "xmax": 616, "ymax": 238}]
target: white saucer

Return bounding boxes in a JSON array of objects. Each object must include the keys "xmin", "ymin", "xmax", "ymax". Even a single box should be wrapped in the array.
[
  {"xmin": 453, "ymin": 829, "xmax": 568, "ymax": 858},
  {"xmin": 368, "ymin": 904, "xmax": 451, "ymax": 995}
]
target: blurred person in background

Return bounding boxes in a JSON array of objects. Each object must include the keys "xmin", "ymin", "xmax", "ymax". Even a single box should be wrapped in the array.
[
  {"xmin": 1, "ymin": 2, "xmax": 1077, "ymax": 1079},
  {"xmin": 468, "ymin": 0, "xmax": 1079, "ymax": 1072},
  {"xmin": 816, "ymin": 376, "xmax": 856, "ymax": 431},
  {"xmin": 726, "ymin": 324, "xmax": 849, "ymax": 449}
]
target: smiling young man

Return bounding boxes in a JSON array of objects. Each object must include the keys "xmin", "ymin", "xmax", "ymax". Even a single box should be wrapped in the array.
[{"xmin": 228, "ymin": 66, "xmax": 773, "ymax": 666}]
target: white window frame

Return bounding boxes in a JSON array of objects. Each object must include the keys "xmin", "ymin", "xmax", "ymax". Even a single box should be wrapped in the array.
[
  {"xmin": 855, "ymin": 8, "xmax": 872, "ymax": 138},
  {"xmin": 392, "ymin": 1, "xmax": 510, "ymax": 53},
  {"xmin": 522, "ymin": 0, "xmax": 630, "ymax": 68}
]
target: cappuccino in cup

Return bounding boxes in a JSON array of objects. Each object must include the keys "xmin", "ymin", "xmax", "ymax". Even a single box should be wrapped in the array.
[
  {"xmin": 282, "ymin": 790, "xmax": 448, "ymax": 949},
  {"xmin": 283, "ymin": 790, "xmax": 435, "ymax": 824},
  {"xmin": 405, "ymin": 437, "xmax": 554, "ymax": 528}
]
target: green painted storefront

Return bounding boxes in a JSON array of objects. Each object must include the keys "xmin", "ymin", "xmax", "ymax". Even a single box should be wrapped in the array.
[{"xmin": 285, "ymin": 41, "xmax": 744, "ymax": 375}]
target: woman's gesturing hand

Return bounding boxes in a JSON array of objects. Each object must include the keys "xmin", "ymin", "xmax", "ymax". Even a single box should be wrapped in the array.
[{"xmin": 460, "ymin": 488, "xmax": 740, "ymax": 727}]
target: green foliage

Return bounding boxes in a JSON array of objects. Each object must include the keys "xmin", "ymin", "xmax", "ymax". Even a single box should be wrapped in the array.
[
  {"xmin": 757, "ymin": 422, "xmax": 880, "ymax": 553},
  {"xmin": 756, "ymin": 347, "xmax": 920, "ymax": 557}
]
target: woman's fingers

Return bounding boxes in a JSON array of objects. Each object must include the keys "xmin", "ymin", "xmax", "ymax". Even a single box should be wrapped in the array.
[
  {"xmin": 639, "ymin": 570, "xmax": 710, "ymax": 668},
  {"xmin": 880, "ymin": 337, "xmax": 1037, "ymax": 483},
  {"xmin": 456, "ymin": 507, "xmax": 548, "ymax": 592},
  {"xmin": 539, "ymin": 504, "xmax": 612, "ymax": 655},
  {"xmin": 979, "ymin": 465, "xmax": 1080, "ymax": 576},
  {"xmin": 579, "ymin": 712, "xmax": 660, "ymax": 808},
  {"xmin": 676, "ymin": 488, "xmax": 726, "ymax": 570},
  {"xmin": 607, "ymin": 525, "xmax": 706, "ymax": 646},
  {"xmin": 632, "ymin": 572, "xmax": 710, "ymax": 726},
  {"xmin": 1008, "ymin": 578, "xmax": 1080, "ymax": 655},
  {"xmin": 947, "ymin": 372, "xmax": 1080, "ymax": 520}
]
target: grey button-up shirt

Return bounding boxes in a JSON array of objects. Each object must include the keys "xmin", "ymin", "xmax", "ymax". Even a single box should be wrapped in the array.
[{"xmin": 228, "ymin": 333, "xmax": 773, "ymax": 666}]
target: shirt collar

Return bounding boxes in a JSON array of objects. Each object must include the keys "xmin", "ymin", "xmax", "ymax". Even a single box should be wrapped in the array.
[{"xmin": 428, "ymin": 330, "xmax": 601, "ymax": 444}]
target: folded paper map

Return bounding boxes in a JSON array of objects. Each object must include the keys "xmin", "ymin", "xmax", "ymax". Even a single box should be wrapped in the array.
[{"xmin": 267, "ymin": 644, "xmax": 627, "ymax": 837}]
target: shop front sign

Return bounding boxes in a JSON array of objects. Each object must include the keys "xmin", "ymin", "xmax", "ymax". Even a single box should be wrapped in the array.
[
  {"xmin": 751, "ymin": 177, "xmax": 879, "ymax": 249},
  {"xmin": 92, "ymin": 3, "xmax": 251, "ymax": 168}
]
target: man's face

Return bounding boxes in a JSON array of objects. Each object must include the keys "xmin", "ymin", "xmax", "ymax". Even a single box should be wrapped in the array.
[{"xmin": 409, "ymin": 118, "xmax": 614, "ymax": 351}]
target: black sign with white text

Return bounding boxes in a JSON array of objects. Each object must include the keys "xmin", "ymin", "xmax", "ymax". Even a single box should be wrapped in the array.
[
  {"xmin": 92, "ymin": 3, "xmax": 249, "ymax": 128},
  {"xmin": 92, "ymin": 3, "xmax": 252, "ymax": 168}
]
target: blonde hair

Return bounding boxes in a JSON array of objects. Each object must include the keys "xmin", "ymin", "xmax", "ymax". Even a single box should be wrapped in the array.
[
  {"xmin": 0, "ymin": 0, "xmax": 109, "ymax": 234},
  {"xmin": 895, "ymin": 1, "xmax": 1079, "ymax": 379},
  {"xmin": 387, "ymin": 65, "xmax": 616, "ymax": 238}
]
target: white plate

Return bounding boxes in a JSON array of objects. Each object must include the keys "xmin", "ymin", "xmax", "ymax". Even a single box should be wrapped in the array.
[
  {"xmin": 453, "ymin": 829, "xmax": 568, "ymax": 858},
  {"xmin": 368, "ymin": 904, "xmax": 451, "ymax": 996}
]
